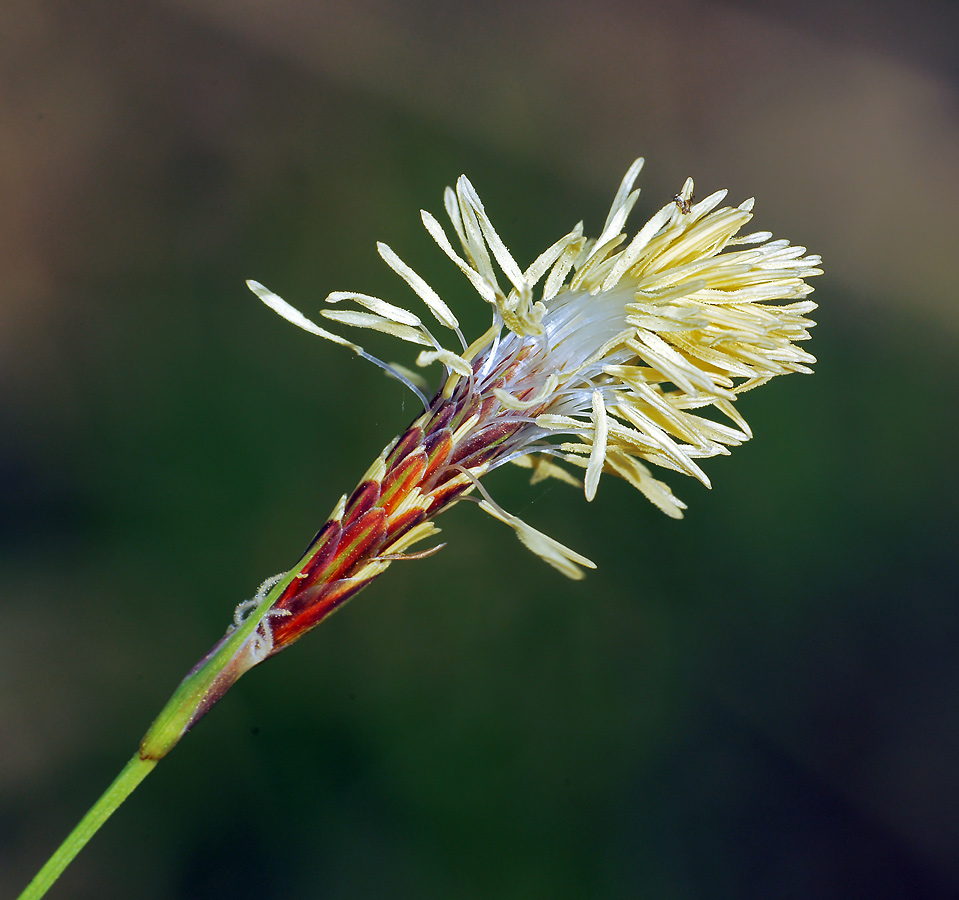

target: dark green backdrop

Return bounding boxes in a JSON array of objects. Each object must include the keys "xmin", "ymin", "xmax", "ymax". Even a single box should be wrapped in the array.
[{"xmin": 3, "ymin": 2, "xmax": 959, "ymax": 898}]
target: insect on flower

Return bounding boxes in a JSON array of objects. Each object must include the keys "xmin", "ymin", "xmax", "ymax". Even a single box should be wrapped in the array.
[{"xmin": 237, "ymin": 158, "xmax": 821, "ymax": 666}]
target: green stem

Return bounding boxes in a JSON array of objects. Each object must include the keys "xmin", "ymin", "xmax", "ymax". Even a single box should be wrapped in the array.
[
  {"xmin": 17, "ymin": 568, "xmax": 305, "ymax": 900},
  {"xmin": 19, "ymin": 515, "xmax": 355, "ymax": 898},
  {"xmin": 17, "ymin": 753, "xmax": 156, "ymax": 900}
]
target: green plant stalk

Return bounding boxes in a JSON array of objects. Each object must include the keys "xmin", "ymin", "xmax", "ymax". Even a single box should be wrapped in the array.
[
  {"xmin": 16, "ymin": 754, "xmax": 156, "ymax": 900},
  {"xmin": 16, "ymin": 566, "xmax": 305, "ymax": 900}
]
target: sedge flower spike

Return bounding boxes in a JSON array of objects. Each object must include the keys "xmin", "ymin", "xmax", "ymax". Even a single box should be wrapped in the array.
[
  {"xmin": 17, "ymin": 161, "xmax": 820, "ymax": 900},
  {"xmin": 244, "ymin": 158, "xmax": 819, "ymax": 604},
  {"xmin": 156, "ymin": 160, "xmax": 822, "ymax": 742}
]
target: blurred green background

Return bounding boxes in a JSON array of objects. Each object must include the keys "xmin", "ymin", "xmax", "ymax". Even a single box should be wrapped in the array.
[{"xmin": 3, "ymin": 1, "xmax": 959, "ymax": 898}]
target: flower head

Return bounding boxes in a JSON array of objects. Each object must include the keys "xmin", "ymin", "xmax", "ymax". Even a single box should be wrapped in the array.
[
  {"xmin": 238, "ymin": 159, "xmax": 819, "ymax": 662},
  {"xmin": 140, "ymin": 159, "xmax": 823, "ymax": 754},
  {"xmin": 250, "ymin": 159, "xmax": 818, "ymax": 574}
]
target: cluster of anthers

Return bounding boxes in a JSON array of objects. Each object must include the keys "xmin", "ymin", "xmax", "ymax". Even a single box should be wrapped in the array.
[{"xmin": 241, "ymin": 158, "xmax": 820, "ymax": 658}]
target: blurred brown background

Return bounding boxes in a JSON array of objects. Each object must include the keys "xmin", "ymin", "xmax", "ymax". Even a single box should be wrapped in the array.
[{"xmin": 2, "ymin": 1, "xmax": 958, "ymax": 898}]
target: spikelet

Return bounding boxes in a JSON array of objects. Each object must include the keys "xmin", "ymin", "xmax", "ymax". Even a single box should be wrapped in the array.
[{"xmin": 244, "ymin": 159, "xmax": 820, "ymax": 656}]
